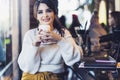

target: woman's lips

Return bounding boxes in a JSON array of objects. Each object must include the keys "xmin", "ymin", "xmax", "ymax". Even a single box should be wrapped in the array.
[{"xmin": 43, "ymin": 18, "xmax": 50, "ymax": 22}]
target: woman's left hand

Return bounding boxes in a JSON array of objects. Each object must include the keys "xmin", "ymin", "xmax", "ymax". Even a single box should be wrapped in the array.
[{"xmin": 40, "ymin": 31, "xmax": 62, "ymax": 43}]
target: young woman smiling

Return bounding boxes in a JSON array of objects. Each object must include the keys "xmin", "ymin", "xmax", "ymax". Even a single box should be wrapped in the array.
[{"xmin": 18, "ymin": 0, "xmax": 83, "ymax": 80}]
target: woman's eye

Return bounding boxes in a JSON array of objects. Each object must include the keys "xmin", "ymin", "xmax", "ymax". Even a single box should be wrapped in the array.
[
  {"xmin": 38, "ymin": 10, "xmax": 43, "ymax": 14},
  {"xmin": 46, "ymin": 9, "xmax": 52, "ymax": 13}
]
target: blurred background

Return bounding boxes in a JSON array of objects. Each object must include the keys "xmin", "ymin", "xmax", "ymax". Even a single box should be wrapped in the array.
[{"xmin": 0, "ymin": 0, "xmax": 120, "ymax": 80}]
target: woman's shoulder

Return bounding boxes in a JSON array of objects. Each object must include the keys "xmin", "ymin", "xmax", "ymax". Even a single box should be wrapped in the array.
[
  {"xmin": 24, "ymin": 28, "xmax": 38, "ymax": 38},
  {"xmin": 25, "ymin": 28, "xmax": 37, "ymax": 34}
]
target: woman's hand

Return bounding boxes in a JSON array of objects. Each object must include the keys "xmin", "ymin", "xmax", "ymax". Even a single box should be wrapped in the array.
[
  {"xmin": 49, "ymin": 31, "xmax": 62, "ymax": 41},
  {"xmin": 32, "ymin": 33, "xmax": 42, "ymax": 47},
  {"xmin": 32, "ymin": 30, "xmax": 62, "ymax": 46},
  {"xmin": 40, "ymin": 30, "xmax": 62, "ymax": 43}
]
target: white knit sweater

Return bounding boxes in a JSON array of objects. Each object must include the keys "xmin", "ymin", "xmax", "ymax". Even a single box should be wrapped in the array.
[{"xmin": 18, "ymin": 28, "xmax": 83, "ymax": 74}]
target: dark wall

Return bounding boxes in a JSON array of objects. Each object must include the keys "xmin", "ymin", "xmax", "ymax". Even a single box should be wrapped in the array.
[{"xmin": 30, "ymin": 0, "xmax": 38, "ymax": 29}]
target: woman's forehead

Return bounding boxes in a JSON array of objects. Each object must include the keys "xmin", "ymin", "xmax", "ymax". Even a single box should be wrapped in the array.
[{"xmin": 38, "ymin": 3, "xmax": 49, "ymax": 9}]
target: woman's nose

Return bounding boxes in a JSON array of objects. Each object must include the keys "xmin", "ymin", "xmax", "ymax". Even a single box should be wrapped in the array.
[{"xmin": 43, "ymin": 12, "xmax": 48, "ymax": 17}]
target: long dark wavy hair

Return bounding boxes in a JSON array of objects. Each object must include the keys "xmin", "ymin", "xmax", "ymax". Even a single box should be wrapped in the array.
[
  {"xmin": 110, "ymin": 11, "xmax": 120, "ymax": 26},
  {"xmin": 33, "ymin": 0, "xmax": 65, "ymax": 36}
]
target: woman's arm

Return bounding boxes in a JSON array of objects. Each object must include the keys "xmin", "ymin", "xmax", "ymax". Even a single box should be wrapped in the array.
[
  {"xmin": 18, "ymin": 29, "xmax": 41, "ymax": 74},
  {"xmin": 58, "ymin": 29, "xmax": 83, "ymax": 66}
]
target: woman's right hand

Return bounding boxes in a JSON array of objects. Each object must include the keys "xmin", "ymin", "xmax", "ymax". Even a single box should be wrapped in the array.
[
  {"xmin": 32, "ymin": 30, "xmax": 51, "ymax": 46},
  {"xmin": 32, "ymin": 32, "xmax": 42, "ymax": 47}
]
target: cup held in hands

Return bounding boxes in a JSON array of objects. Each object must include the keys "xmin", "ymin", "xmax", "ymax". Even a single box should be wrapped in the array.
[{"xmin": 38, "ymin": 25, "xmax": 51, "ymax": 32}]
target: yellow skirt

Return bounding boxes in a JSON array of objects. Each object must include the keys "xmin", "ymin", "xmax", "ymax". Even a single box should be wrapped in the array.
[{"xmin": 21, "ymin": 72, "xmax": 64, "ymax": 80}]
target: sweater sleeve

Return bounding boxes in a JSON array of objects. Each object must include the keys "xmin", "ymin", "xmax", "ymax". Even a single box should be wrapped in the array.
[
  {"xmin": 57, "ymin": 29, "xmax": 83, "ymax": 66},
  {"xmin": 18, "ymin": 30, "xmax": 41, "ymax": 74}
]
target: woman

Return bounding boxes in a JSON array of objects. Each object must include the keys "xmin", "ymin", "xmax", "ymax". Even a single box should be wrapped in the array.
[
  {"xmin": 108, "ymin": 11, "xmax": 120, "ymax": 33},
  {"xmin": 17, "ymin": 0, "xmax": 82, "ymax": 80},
  {"xmin": 108, "ymin": 11, "xmax": 120, "ymax": 60},
  {"xmin": 107, "ymin": 11, "xmax": 120, "ymax": 80}
]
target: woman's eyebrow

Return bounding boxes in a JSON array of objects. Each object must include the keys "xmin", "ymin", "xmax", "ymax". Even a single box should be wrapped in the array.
[{"xmin": 37, "ymin": 9, "xmax": 42, "ymax": 11}]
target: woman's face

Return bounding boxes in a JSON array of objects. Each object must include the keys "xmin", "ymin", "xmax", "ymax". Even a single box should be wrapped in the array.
[
  {"xmin": 108, "ymin": 14, "xmax": 115, "ymax": 27},
  {"xmin": 37, "ymin": 3, "xmax": 55, "ymax": 26}
]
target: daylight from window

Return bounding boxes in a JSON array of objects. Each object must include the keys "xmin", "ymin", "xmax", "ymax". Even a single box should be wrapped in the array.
[{"xmin": 0, "ymin": 0, "xmax": 9, "ymax": 32}]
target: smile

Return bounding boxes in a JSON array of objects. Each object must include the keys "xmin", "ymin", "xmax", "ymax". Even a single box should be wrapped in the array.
[{"xmin": 43, "ymin": 18, "xmax": 50, "ymax": 22}]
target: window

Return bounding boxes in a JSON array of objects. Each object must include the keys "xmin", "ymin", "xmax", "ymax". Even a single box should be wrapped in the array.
[{"xmin": 0, "ymin": 0, "xmax": 12, "ymax": 66}]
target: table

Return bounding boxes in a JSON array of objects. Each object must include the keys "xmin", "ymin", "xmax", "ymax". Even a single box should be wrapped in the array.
[{"xmin": 73, "ymin": 56, "xmax": 118, "ymax": 80}]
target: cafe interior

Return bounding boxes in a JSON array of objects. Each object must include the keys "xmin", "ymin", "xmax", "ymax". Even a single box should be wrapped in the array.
[{"xmin": 0, "ymin": 0, "xmax": 120, "ymax": 80}]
